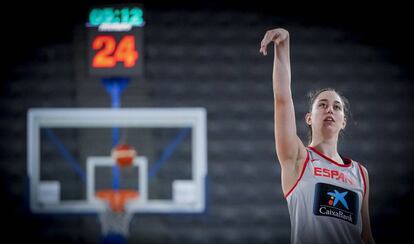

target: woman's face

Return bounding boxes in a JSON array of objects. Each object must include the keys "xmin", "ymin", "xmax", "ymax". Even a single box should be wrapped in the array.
[{"xmin": 306, "ymin": 90, "xmax": 346, "ymax": 137}]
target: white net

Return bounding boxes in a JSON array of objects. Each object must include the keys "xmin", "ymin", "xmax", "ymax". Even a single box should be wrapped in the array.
[{"xmin": 99, "ymin": 209, "xmax": 133, "ymax": 237}]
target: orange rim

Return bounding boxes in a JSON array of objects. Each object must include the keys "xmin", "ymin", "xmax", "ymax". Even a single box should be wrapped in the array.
[{"xmin": 95, "ymin": 189, "xmax": 139, "ymax": 213}]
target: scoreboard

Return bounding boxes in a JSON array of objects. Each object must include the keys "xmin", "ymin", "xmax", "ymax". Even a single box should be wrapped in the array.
[{"xmin": 87, "ymin": 5, "xmax": 144, "ymax": 77}]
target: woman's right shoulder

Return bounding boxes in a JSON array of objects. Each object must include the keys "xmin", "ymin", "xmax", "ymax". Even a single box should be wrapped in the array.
[
  {"xmin": 279, "ymin": 141, "xmax": 308, "ymax": 173},
  {"xmin": 280, "ymin": 144, "xmax": 309, "ymax": 197},
  {"xmin": 295, "ymin": 144, "xmax": 309, "ymax": 171}
]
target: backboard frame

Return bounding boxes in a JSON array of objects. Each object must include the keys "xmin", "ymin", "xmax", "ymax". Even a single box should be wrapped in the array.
[{"xmin": 27, "ymin": 108, "xmax": 207, "ymax": 214}]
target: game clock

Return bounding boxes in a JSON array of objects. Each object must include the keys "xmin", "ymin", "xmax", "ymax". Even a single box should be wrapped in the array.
[{"xmin": 88, "ymin": 7, "xmax": 145, "ymax": 27}]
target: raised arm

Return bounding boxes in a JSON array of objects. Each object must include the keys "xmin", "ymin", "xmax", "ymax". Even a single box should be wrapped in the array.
[{"xmin": 260, "ymin": 28, "xmax": 306, "ymax": 169}]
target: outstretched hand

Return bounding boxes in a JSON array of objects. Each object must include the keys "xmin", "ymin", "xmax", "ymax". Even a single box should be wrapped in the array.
[{"xmin": 259, "ymin": 28, "xmax": 289, "ymax": 56}]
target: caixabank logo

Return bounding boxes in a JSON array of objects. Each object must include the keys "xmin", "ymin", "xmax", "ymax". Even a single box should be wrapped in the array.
[{"xmin": 313, "ymin": 183, "xmax": 359, "ymax": 224}]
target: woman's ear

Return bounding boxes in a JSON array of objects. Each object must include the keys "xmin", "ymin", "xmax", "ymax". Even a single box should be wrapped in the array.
[
  {"xmin": 342, "ymin": 117, "xmax": 347, "ymax": 130},
  {"xmin": 305, "ymin": 112, "xmax": 312, "ymax": 126}
]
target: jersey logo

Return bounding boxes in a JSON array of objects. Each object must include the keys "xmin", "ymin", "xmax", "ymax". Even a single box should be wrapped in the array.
[
  {"xmin": 327, "ymin": 190, "xmax": 349, "ymax": 209},
  {"xmin": 313, "ymin": 183, "xmax": 359, "ymax": 224},
  {"xmin": 313, "ymin": 166, "xmax": 355, "ymax": 185}
]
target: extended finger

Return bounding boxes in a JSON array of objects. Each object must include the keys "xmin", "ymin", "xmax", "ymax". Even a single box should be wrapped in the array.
[
  {"xmin": 260, "ymin": 46, "xmax": 268, "ymax": 56},
  {"xmin": 261, "ymin": 33, "xmax": 270, "ymax": 47}
]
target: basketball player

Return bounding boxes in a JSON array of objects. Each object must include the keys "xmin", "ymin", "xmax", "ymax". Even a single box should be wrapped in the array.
[{"xmin": 259, "ymin": 28, "xmax": 375, "ymax": 244}]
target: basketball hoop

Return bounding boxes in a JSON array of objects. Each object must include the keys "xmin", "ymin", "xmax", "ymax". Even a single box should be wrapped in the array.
[{"xmin": 96, "ymin": 190, "xmax": 139, "ymax": 238}]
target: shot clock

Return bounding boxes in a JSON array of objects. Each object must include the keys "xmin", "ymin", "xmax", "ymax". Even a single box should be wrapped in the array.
[{"xmin": 87, "ymin": 5, "xmax": 144, "ymax": 77}]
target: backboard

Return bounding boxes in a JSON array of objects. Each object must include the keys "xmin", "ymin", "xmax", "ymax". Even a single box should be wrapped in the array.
[{"xmin": 27, "ymin": 108, "xmax": 207, "ymax": 214}]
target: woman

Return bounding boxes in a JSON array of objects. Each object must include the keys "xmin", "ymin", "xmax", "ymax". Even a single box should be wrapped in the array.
[{"xmin": 259, "ymin": 28, "xmax": 375, "ymax": 244}]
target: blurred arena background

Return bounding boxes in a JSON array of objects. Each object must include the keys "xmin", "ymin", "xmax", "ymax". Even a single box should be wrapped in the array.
[{"xmin": 1, "ymin": 1, "xmax": 414, "ymax": 243}]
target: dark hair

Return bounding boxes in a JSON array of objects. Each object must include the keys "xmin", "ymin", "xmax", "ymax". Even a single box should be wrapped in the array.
[{"xmin": 307, "ymin": 88, "xmax": 351, "ymax": 144}]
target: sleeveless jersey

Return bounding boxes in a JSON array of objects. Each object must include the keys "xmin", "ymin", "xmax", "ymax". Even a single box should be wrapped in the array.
[{"xmin": 285, "ymin": 147, "xmax": 366, "ymax": 244}]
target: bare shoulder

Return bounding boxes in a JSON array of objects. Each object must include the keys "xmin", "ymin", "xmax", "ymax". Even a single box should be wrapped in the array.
[
  {"xmin": 296, "ymin": 138, "xmax": 308, "ymax": 168},
  {"xmin": 287, "ymin": 138, "xmax": 308, "ymax": 174},
  {"xmin": 361, "ymin": 165, "xmax": 369, "ymax": 175},
  {"xmin": 358, "ymin": 163, "xmax": 370, "ymax": 179}
]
